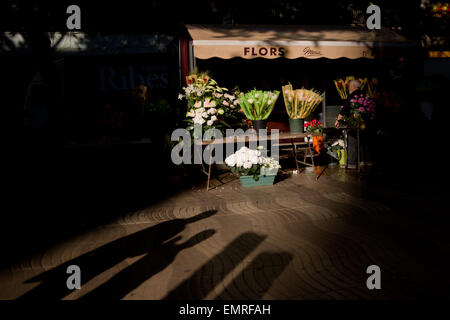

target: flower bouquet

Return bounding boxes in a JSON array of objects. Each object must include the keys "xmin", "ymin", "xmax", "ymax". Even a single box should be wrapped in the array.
[
  {"xmin": 237, "ymin": 90, "xmax": 280, "ymax": 131},
  {"xmin": 327, "ymin": 139, "xmax": 346, "ymax": 167},
  {"xmin": 334, "ymin": 76, "xmax": 378, "ymax": 99},
  {"xmin": 304, "ymin": 119, "xmax": 323, "ymax": 133},
  {"xmin": 304, "ymin": 119, "xmax": 324, "ymax": 153},
  {"xmin": 225, "ymin": 146, "xmax": 281, "ymax": 187},
  {"xmin": 282, "ymin": 84, "xmax": 324, "ymax": 132},
  {"xmin": 179, "ymin": 71, "xmax": 243, "ymax": 138},
  {"xmin": 338, "ymin": 93, "xmax": 376, "ymax": 130}
]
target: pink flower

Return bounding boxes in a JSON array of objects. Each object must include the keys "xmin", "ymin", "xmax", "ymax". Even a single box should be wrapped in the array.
[
  {"xmin": 358, "ymin": 98, "xmax": 364, "ymax": 104},
  {"xmin": 350, "ymin": 99, "xmax": 357, "ymax": 103},
  {"xmin": 358, "ymin": 107, "xmax": 365, "ymax": 111},
  {"xmin": 223, "ymin": 101, "xmax": 229, "ymax": 106}
]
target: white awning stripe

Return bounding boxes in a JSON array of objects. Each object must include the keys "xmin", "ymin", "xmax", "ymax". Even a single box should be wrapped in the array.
[{"xmin": 193, "ymin": 40, "xmax": 416, "ymax": 48}]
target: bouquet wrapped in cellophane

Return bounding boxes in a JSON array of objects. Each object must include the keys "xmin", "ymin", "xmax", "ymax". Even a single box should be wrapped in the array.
[
  {"xmin": 238, "ymin": 90, "xmax": 280, "ymax": 120},
  {"xmin": 334, "ymin": 76, "xmax": 378, "ymax": 99},
  {"xmin": 282, "ymin": 84, "xmax": 324, "ymax": 119}
]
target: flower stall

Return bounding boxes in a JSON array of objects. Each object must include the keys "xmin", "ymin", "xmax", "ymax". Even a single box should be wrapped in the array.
[
  {"xmin": 176, "ymin": 24, "xmax": 417, "ymax": 185},
  {"xmin": 181, "ymin": 24, "xmax": 416, "ymax": 129}
]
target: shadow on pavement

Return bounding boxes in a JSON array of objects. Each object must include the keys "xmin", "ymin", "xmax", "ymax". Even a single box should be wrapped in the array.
[{"xmin": 19, "ymin": 210, "xmax": 217, "ymax": 300}]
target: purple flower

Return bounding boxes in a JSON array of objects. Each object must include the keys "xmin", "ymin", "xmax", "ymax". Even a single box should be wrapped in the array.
[{"xmin": 358, "ymin": 98, "xmax": 364, "ymax": 104}]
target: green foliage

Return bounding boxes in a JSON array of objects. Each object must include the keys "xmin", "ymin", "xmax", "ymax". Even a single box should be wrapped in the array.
[
  {"xmin": 230, "ymin": 164, "xmax": 260, "ymax": 181},
  {"xmin": 238, "ymin": 90, "xmax": 280, "ymax": 120}
]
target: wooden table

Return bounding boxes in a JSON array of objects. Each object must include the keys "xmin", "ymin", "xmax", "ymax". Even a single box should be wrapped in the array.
[{"xmin": 195, "ymin": 131, "xmax": 323, "ymax": 191}]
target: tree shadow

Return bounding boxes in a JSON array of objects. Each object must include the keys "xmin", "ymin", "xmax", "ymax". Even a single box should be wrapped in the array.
[
  {"xmin": 18, "ymin": 210, "xmax": 217, "ymax": 300},
  {"xmin": 164, "ymin": 232, "xmax": 267, "ymax": 300},
  {"xmin": 216, "ymin": 251, "xmax": 293, "ymax": 299}
]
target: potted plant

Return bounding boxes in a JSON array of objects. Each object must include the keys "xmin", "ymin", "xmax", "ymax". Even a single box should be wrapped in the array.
[
  {"xmin": 304, "ymin": 119, "xmax": 324, "ymax": 153},
  {"xmin": 225, "ymin": 146, "xmax": 281, "ymax": 187},
  {"xmin": 237, "ymin": 89, "xmax": 280, "ymax": 132},
  {"xmin": 282, "ymin": 84, "xmax": 324, "ymax": 132}
]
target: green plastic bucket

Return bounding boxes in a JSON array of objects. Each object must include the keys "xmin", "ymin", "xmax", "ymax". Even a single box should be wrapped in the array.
[{"xmin": 289, "ymin": 119, "xmax": 304, "ymax": 133}]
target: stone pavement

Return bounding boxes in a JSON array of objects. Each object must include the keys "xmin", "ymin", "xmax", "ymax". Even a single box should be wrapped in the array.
[{"xmin": 1, "ymin": 167, "xmax": 449, "ymax": 300}]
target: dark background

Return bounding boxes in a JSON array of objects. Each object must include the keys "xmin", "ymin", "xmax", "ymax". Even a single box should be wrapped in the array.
[{"xmin": 1, "ymin": 0, "xmax": 449, "ymax": 269}]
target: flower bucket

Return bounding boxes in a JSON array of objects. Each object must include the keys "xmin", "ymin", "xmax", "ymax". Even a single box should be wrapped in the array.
[
  {"xmin": 336, "ymin": 149, "xmax": 347, "ymax": 166},
  {"xmin": 252, "ymin": 120, "xmax": 267, "ymax": 132},
  {"xmin": 288, "ymin": 119, "xmax": 304, "ymax": 133},
  {"xmin": 240, "ymin": 175, "xmax": 276, "ymax": 187},
  {"xmin": 312, "ymin": 136, "xmax": 324, "ymax": 154}
]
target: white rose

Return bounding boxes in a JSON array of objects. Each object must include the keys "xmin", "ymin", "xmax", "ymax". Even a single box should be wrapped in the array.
[
  {"xmin": 208, "ymin": 108, "xmax": 217, "ymax": 115},
  {"xmin": 238, "ymin": 146, "xmax": 248, "ymax": 153},
  {"xmin": 210, "ymin": 115, "xmax": 217, "ymax": 121},
  {"xmin": 234, "ymin": 100, "xmax": 239, "ymax": 105},
  {"xmin": 243, "ymin": 161, "xmax": 252, "ymax": 169},
  {"xmin": 178, "ymin": 94, "xmax": 184, "ymax": 100},
  {"xmin": 249, "ymin": 155, "xmax": 259, "ymax": 165},
  {"xmin": 207, "ymin": 119, "xmax": 214, "ymax": 126},
  {"xmin": 225, "ymin": 154, "xmax": 237, "ymax": 167}
]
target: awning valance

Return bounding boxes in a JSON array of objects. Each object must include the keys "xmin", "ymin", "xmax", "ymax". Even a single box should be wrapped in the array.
[{"xmin": 186, "ymin": 24, "xmax": 416, "ymax": 60}]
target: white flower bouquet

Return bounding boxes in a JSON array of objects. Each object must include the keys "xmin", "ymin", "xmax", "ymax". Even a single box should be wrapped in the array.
[
  {"xmin": 178, "ymin": 72, "xmax": 243, "ymax": 135},
  {"xmin": 225, "ymin": 146, "xmax": 281, "ymax": 181}
]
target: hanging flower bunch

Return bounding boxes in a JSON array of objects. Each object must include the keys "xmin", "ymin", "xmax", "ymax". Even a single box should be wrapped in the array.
[
  {"xmin": 304, "ymin": 119, "xmax": 323, "ymax": 133},
  {"xmin": 366, "ymin": 78, "xmax": 378, "ymax": 98},
  {"xmin": 225, "ymin": 146, "xmax": 281, "ymax": 181},
  {"xmin": 178, "ymin": 72, "xmax": 242, "ymax": 134},
  {"xmin": 333, "ymin": 76, "xmax": 371, "ymax": 99},
  {"xmin": 338, "ymin": 93, "xmax": 376, "ymax": 130}
]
